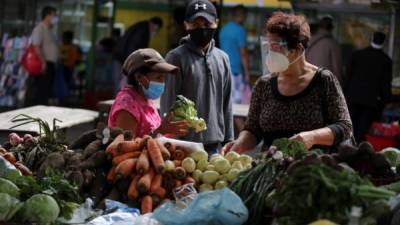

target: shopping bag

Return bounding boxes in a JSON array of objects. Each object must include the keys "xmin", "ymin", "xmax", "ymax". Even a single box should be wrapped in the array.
[
  {"xmin": 241, "ymin": 82, "xmax": 252, "ymax": 105},
  {"xmin": 21, "ymin": 44, "xmax": 43, "ymax": 76}
]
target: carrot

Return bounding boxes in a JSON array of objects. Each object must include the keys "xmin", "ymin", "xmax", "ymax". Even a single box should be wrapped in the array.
[
  {"xmin": 174, "ymin": 167, "xmax": 186, "ymax": 180},
  {"xmin": 115, "ymin": 158, "xmax": 138, "ymax": 179},
  {"xmin": 136, "ymin": 150, "xmax": 150, "ymax": 174},
  {"xmin": 3, "ymin": 152, "xmax": 16, "ymax": 164},
  {"xmin": 173, "ymin": 149, "xmax": 187, "ymax": 161},
  {"xmin": 184, "ymin": 176, "xmax": 196, "ymax": 184},
  {"xmin": 147, "ymin": 138, "xmax": 165, "ymax": 174},
  {"xmin": 175, "ymin": 180, "xmax": 183, "ymax": 188},
  {"xmin": 138, "ymin": 168, "xmax": 155, "ymax": 194},
  {"xmin": 141, "ymin": 195, "xmax": 153, "ymax": 214},
  {"xmin": 14, "ymin": 162, "xmax": 32, "ymax": 176},
  {"xmin": 151, "ymin": 187, "xmax": 166, "ymax": 205},
  {"xmin": 107, "ymin": 166, "xmax": 117, "ymax": 184},
  {"xmin": 106, "ymin": 134, "xmax": 124, "ymax": 158},
  {"xmin": 139, "ymin": 135, "xmax": 151, "ymax": 149},
  {"xmin": 164, "ymin": 142, "xmax": 176, "ymax": 155},
  {"xmin": 127, "ymin": 175, "xmax": 141, "ymax": 200},
  {"xmin": 150, "ymin": 174, "xmax": 163, "ymax": 193},
  {"xmin": 112, "ymin": 151, "xmax": 141, "ymax": 166},
  {"xmin": 0, "ymin": 147, "xmax": 7, "ymax": 154},
  {"xmin": 173, "ymin": 160, "xmax": 182, "ymax": 167},
  {"xmin": 117, "ymin": 140, "xmax": 142, "ymax": 155},
  {"xmin": 156, "ymin": 140, "xmax": 171, "ymax": 160}
]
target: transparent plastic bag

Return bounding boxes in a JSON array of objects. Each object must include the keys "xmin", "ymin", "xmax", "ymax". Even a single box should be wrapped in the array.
[
  {"xmin": 153, "ymin": 188, "xmax": 248, "ymax": 225},
  {"xmin": 156, "ymin": 136, "xmax": 205, "ymax": 153},
  {"xmin": 172, "ymin": 183, "xmax": 198, "ymax": 208}
]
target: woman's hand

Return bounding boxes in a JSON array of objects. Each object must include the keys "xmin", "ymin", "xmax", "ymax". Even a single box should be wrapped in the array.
[
  {"xmin": 221, "ymin": 141, "xmax": 244, "ymax": 155},
  {"xmin": 157, "ymin": 112, "xmax": 189, "ymax": 137},
  {"xmin": 289, "ymin": 131, "xmax": 315, "ymax": 150}
]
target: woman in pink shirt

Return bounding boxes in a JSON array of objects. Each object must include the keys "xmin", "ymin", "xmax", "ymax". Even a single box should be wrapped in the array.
[{"xmin": 108, "ymin": 49, "xmax": 188, "ymax": 138}]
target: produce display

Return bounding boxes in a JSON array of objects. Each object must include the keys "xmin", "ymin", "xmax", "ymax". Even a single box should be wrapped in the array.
[
  {"xmin": 230, "ymin": 138, "xmax": 399, "ymax": 225},
  {"xmin": 1, "ymin": 112, "xmax": 400, "ymax": 225},
  {"xmin": 169, "ymin": 95, "xmax": 207, "ymax": 132},
  {"xmin": 105, "ymin": 135, "xmax": 253, "ymax": 214}
]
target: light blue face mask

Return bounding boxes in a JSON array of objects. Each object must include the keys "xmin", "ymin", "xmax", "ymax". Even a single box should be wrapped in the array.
[{"xmin": 142, "ymin": 81, "xmax": 165, "ymax": 99}]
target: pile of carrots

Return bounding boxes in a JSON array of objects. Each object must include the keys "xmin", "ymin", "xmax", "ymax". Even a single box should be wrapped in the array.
[
  {"xmin": 0, "ymin": 146, "xmax": 32, "ymax": 176},
  {"xmin": 105, "ymin": 134, "xmax": 195, "ymax": 214}
]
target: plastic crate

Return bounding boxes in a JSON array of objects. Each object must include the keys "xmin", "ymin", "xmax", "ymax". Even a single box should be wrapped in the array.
[{"xmin": 366, "ymin": 134, "xmax": 399, "ymax": 152}]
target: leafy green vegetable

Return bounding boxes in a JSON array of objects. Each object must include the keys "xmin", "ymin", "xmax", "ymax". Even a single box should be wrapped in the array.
[
  {"xmin": 20, "ymin": 193, "xmax": 60, "ymax": 224},
  {"xmin": 0, "ymin": 193, "xmax": 23, "ymax": 221},
  {"xmin": 229, "ymin": 159, "xmax": 284, "ymax": 225},
  {"xmin": 380, "ymin": 147, "xmax": 400, "ymax": 167},
  {"xmin": 273, "ymin": 164, "xmax": 395, "ymax": 225},
  {"xmin": 272, "ymin": 138, "xmax": 307, "ymax": 160},
  {"xmin": 170, "ymin": 95, "xmax": 207, "ymax": 132},
  {"xmin": 0, "ymin": 177, "xmax": 20, "ymax": 198},
  {"xmin": 4, "ymin": 170, "xmax": 81, "ymax": 220}
]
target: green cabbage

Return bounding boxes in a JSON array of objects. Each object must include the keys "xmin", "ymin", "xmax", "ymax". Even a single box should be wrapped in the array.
[
  {"xmin": 20, "ymin": 194, "xmax": 60, "ymax": 224},
  {"xmin": 170, "ymin": 95, "xmax": 207, "ymax": 132},
  {"xmin": 0, "ymin": 177, "xmax": 20, "ymax": 198},
  {"xmin": 0, "ymin": 193, "xmax": 23, "ymax": 221}
]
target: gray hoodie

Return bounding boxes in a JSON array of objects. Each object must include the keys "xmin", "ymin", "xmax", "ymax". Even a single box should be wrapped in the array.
[{"xmin": 160, "ymin": 36, "xmax": 234, "ymax": 146}]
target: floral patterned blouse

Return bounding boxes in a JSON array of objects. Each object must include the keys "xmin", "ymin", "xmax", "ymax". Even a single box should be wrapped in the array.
[
  {"xmin": 108, "ymin": 87, "xmax": 161, "ymax": 137},
  {"xmin": 244, "ymin": 68, "xmax": 353, "ymax": 149}
]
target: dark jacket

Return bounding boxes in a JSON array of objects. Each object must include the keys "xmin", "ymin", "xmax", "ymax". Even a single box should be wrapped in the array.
[
  {"xmin": 344, "ymin": 46, "xmax": 392, "ymax": 107},
  {"xmin": 306, "ymin": 30, "xmax": 342, "ymax": 84},
  {"xmin": 160, "ymin": 36, "xmax": 234, "ymax": 146},
  {"xmin": 114, "ymin": 21, "xmax": 150, "ymax": 64}
]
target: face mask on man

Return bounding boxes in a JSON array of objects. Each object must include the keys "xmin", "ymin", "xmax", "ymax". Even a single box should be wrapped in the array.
[
  {"xmin": 188, "ymin": 28, "xmax": 216, "ymax": 47},
  {"xmin": 141, "ymin": 81, "xmax": 165, "ymax": 99},
  {"xmin": 266, "ymin": 49, "xmax": 304, "ymax": 73}
]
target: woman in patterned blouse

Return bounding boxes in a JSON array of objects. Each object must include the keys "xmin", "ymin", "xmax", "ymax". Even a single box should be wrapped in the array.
[{"xmin": 222, "ymin": 12, "xmax": 352, "ymax": 153}]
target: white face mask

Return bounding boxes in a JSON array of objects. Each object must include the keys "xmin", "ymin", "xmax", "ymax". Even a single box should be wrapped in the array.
[
  {"xmin": 266, "ymin": 50, "xmax": 304, "ymax": 73},
  {"xmin": 51, "ymin": 16, "xmax": 59, "ymax": 25}
]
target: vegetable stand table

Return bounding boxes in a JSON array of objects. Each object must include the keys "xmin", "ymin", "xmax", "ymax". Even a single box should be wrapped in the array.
[{"xmin": 0, "ymin": 105, "xmax": 98, "ymax": 143}]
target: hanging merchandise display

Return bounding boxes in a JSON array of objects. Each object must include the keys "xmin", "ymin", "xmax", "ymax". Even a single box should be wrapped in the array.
[{"xmin": 0, "ymin": 35, "xmax": 29, "ymax": 108}]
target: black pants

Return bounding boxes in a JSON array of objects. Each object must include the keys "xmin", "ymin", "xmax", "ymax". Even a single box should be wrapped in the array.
[
  {"xmin": 349, "ymin": 103, "xmax": 381, "ymax": 143},
  {"xmin": 24, "ymin": 62, "xmax": 56, "ymax": 106}
]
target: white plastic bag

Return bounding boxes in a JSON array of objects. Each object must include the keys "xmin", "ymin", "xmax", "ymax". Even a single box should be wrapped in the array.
[{"xmin": 156, "ymin": 136, "xmax": 205, "ymax": 153}]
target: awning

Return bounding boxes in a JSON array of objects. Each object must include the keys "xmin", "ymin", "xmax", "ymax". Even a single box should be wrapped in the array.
[{"xmin": 222, "ymin": 0, "xmax": 291, "ymax": 8}]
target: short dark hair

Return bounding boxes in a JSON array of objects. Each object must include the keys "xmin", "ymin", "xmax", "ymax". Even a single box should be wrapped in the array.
[
  {"xmin": 150, "ymin": 17, "xmax": 163, "ymax": 28},
  {"xmin": 372, "ymin": 32, "xmax": 386, "ymax": 45},
  {"xmin": 42, "ymin": 6, "xmax": 57, "ymax": 20},
  {"xmin": 266, "ymin": 12, "xmax": 311, "ymax": 50},
  {"xmin": 127, "ymin": 66, "xmax": 152, "ymax": 87},
  {"xmin": 233, "ymin": 4, "xmax": 247, "ymax": 16},
  {"xmin": 318, "ymin": 16, "xmax": 334, "ymax": 31}
]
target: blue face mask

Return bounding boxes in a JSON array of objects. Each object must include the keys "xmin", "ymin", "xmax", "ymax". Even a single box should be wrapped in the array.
[{"xmin": 142, "ymin": 81, "xmax": 165, "ymax": 99}]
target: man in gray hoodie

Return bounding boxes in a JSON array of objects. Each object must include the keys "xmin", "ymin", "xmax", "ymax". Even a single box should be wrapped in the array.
[{"xmin": 160, "ymin": 0, "xmax": 234, "ymax": 154}]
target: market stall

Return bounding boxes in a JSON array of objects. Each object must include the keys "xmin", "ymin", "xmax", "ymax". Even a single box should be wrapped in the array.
[{"xmin": 1, "ymin": 95, "xmax": 400, "ymax": 225}]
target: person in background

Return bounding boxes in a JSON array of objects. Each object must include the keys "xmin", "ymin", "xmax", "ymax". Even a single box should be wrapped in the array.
[
  {"xmin": 306, "ymin": 16, "xmax": 342, "ymax": 84},
  {"xmin": 222, "ymin": 12, "xmax": 352, "ymax": 155},
  {"xmin": 161, "ymin": 0, "xmax": 234, "ymax": 154},
  {"xmin": 59, "ymin": 31, "xmax": 81, "ymax": 93},
  {"xmin": 108, "ymin": 49, "xmax": 188, "ymax": 138},
  {"xmin": 24, "ymin": 6, "xmax": 59, "ymax": 106},
  {"xmin": 344, "ymin": 32, "xmax": 392, "ymax": 143},
  {"xmin": 114, "ymin": 17, "xmax": 163, "ymax": 89},
  {"xmin": 219, "ymin": 4, "xmax": 250, "ymax": 132},
  {"xmin": 114, "ymin": 17, "xmax": 163, "ymax": 65}
]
